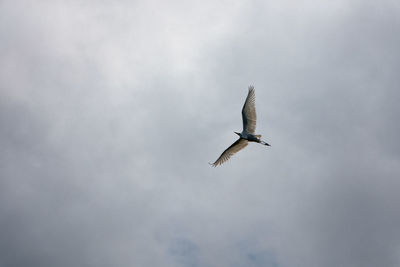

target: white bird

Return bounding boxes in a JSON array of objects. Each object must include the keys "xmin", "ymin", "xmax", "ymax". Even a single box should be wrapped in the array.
[{"xmin": 210, "ymin": 85, "xmax": 270, "ymax": 167}]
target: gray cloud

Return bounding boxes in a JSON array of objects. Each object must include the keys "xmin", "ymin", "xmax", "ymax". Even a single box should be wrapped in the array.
[{"xmin": 1, "ymin": 0, "xmax": 400, "ymax": 266}]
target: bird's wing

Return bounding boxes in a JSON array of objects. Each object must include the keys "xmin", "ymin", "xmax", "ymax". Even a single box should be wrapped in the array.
[
  {"xmin": 241, "ymin": 86, "xmax": 257, "ymax": 134},
  {"xmin": 210, "ymin": 138, "xmax": 248, "ymax": 167}
]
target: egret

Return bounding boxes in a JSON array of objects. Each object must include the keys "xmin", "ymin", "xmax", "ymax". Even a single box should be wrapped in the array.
[{"xmin": 210, "ymin": 85, "xmax": 270, "ymax": 167}]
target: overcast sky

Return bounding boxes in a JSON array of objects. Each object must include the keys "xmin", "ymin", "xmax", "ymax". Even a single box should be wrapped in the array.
[{"xmin": 1, "ymin": 0, "xmax": 400, "ymax": 266}]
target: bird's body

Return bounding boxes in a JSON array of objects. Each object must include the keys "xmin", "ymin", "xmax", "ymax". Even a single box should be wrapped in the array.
[
  {"xmin": 236, "ymin": 132, "xmax": 258, "ymax": 142},
  {"xmin": 210, "ymin": 86, "xmax": 270, "ymax": 167}
]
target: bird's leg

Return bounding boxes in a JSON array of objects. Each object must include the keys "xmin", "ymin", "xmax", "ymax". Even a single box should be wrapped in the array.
[{"xmin": 260, "ymin": 140, "xmax": 271, "ymax": 146}]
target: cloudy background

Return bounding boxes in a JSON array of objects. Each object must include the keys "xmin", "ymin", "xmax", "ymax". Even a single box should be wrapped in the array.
[{"xmin": 1, "ymin": 0, "xmax": 400, "ymax": 266}]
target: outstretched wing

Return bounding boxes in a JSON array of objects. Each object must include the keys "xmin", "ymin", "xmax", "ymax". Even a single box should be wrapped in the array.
[
  {"xmin": 210, "ymin": 138, "xmax": 248, "ymax": 167},
  {"xmin": 242, "ymin": 86, "xmax": 257, "ymax": 134}
]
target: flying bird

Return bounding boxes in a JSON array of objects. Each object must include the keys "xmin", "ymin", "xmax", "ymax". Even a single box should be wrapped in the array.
[{"xmin": 210, "ymin": 86, "xmax": 270, "ymax": 167}]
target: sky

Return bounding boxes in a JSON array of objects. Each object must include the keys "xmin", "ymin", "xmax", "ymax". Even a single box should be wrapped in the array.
[{"xmin": 1, "ymin": 0, "xmax": 400, "ymax": 266}]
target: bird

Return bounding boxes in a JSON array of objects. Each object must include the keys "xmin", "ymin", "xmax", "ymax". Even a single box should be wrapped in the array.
[{"xmin": 210, "ymin": 85, "xmax": 270, "ymax": 167}]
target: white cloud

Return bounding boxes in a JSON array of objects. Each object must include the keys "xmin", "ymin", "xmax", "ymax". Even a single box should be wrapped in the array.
[{"xmin": 1, "ymin": 0, "xmax": 400, "ymax": 266}]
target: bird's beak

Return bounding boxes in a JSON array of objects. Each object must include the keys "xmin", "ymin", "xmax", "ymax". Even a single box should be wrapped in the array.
[{"xmin": 234, "ymin": 132, "xmax": 240, "ymax": 135}]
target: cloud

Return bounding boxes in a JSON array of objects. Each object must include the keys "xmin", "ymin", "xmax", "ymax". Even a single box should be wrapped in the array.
[{"xmin": 1, "ymin": 0, "xmax": 400, "ymax": 266}]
